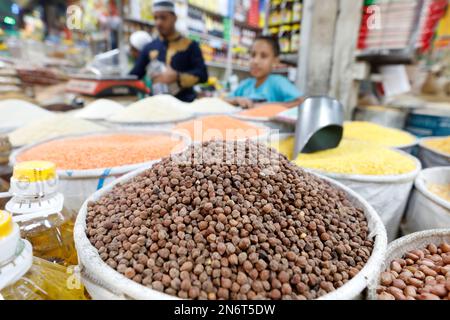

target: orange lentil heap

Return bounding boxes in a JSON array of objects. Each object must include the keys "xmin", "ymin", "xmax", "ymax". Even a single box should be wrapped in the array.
[
  {"xmin": 238, "ymin": 104, "xmax": 288, "ymax": 119},
  {"xmin": 17, "ymin": 134, "xmax": 185, "ymax": 170},
  {"xmin": 173, "ymin": 115, "xmax": 268, "ymax": 142}
]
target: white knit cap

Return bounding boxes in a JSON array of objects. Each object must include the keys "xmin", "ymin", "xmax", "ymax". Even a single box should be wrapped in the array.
[
  {"xmin": 152, "ymin": 0, "xmax": 176, "ymax": 14},
  {"xmin": 130, "ymin": 31, "xmax": 152, "ymax": 51}
]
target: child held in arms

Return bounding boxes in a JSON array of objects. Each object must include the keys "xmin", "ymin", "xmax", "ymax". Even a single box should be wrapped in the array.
[{"xmin": 226, "ymin": 36, "xmax": 304, "ymax": 109}]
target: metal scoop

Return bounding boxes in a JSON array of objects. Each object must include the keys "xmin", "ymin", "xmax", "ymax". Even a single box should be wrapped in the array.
[{"xmin": 294, "ymin": 96, "xmax": 344, "ymax": 155}]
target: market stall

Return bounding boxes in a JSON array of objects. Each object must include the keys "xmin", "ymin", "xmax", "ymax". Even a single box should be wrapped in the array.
[{"xmin": 0, "ymin": 0, "xmax": 449, "ymax": 304}]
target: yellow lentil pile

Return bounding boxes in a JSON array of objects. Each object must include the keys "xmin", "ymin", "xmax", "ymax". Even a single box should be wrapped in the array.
[
  {"xmin": 343, "ymin": 122, "xmax": 415, "ymax": 147},
  {"xmin": 428, "ymin": 183, "xmax": 450, "ymax": 202},
  {"xmin": 270, "ymin": 136, "xmax": 296, "ymax": 160},
  {"xmin": 293, "ymin": 140, "xmax": 416, "ymax": 176},
  {"xmin": 423, "ymin": 136, "xmax": 450, "ymax": 155}
]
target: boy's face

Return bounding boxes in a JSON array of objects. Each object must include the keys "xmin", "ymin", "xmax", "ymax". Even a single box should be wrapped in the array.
[{"xmin": 250, "ymin": 40, "xmax": 278, "ymax": 79}]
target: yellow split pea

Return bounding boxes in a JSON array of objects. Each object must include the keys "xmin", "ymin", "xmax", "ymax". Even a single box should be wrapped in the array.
[
  {"xmin": 343, "ymin": 122, "xmax": 415, "ymax": 147},
  {"xmin": 272, "ymin": 138, "xmax": 416, "ymax": 176}
]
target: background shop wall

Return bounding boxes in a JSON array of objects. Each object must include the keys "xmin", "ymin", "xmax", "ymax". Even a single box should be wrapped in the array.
[{"xmin": 297, "ymin": 0, "xmax": 364, "ymax": 118}]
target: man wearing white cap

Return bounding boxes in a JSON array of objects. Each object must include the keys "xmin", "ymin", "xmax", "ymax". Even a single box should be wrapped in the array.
[{"xmin": 130, "ymin": 0, "xmax": 208, "ymax": 102}]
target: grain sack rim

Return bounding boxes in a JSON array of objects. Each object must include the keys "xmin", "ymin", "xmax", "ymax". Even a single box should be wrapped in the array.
[
  {"xmin": 414, "ymin": 167, "xmax": 450, "ymax": 211},
  {"xmin": 74, "ymin": 162, "xmax": 387, "ymax": 300},
  {"xmin": 367, "ymin": 228, "xmax": 450, "ymax": 300},
  {"xmin": 419, "ymin": 137, "xmax": 450, "ymax": 159},
  {"xmin": 106, "ymin": 115, "xmax": 195, "ymax": 126},
  {"xmin": 9, "ymin": 130, "xmax": 192, "ymax": 179},
  {"xmin": 302, "ymin": 149, "xmax": 422, "ymax": 184}
]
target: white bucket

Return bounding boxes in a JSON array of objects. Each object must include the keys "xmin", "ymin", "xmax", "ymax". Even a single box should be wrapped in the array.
[
  {"xmin": 418, "ymin": 137, "xmax": 450, "ymax": 168},
  {"xmin": 367, "ymin": 228, "xmax": 450, "ymax": 300},
  {"xmin": 9, "ymin": 130, "xmax": 191, "ymax": 215},
  {"xmin": 402, "ymin": 167, "xmax": 450, "ymax": 235},
  {"xmin": 74, "ymin": 164, "xmax": 387, "ymax": 300},
  {"xmin": 303, "ymin": 151, "xmax": 422, "ymax": 242}
]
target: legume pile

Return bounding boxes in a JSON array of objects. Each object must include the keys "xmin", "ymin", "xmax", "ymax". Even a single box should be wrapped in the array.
[
  {"xmin": 424, "ymin": 136, "xmax": 450, "ymax": 155},
  {"xmin": 294, "ymin": 140, "xmax": 417, "ymax": 176},
  {"xmin": 343, "ymin": 122, "xmax": 415, "ymax": 147},
  {"xmin": 8, "ymin": 115, "xmax": 107, "ymax": 147},
  {"xmin": 17, "ymin": 133, "xmax": 185, "ymax": 170},
  {"xmin": 238, "ymin": 104, "xmax": 288, "ymax": 119},
  {"xmin": 274, "ymin": 139, "xmax": 416, "ymax": 176},
  {"xmin": 174, "ymin": 116, "xmax": 268, "ymax": 142},
  {"xmin": 377, "ymin": 242, "xmax": 450, "ymax": 300},
  {"xmin": 86, "ymin": 140, "xmax": 374, "ymax": 300},
  {"xmin": 428, "ymin": 183, "xmax": 450, "ymax": 203}
]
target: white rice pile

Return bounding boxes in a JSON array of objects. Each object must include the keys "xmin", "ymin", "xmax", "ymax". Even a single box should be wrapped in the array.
[
  {"xmin": 8, "ymin": 114, "xmax": 107, "ymax": 147},
  {"xmin": 107, "ymin": 95, "xmax": 192, "ymax": 124},
  {"xmin": 76, "ymin": 99, "xmax": 125, "ymax": 121},
  {"xmin": 0, "ymin": 99, "xmax": 54, "ymax": 132},
  {"xmin": 188, "ymin": 97, "xmax": 239, "ymax": 115}
]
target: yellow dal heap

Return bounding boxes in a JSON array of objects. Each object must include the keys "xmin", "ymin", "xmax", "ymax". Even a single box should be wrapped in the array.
[
  {"xmin": 343, "ymin": 121, "xmax": 415, "ymax": 147},
  {"xmin": 424, "ymin": 136, "xmax": 450, "ymax": 155},
  {"xmin": 273, "ymin": 138, "xmax": 416, "ymax": 176}
]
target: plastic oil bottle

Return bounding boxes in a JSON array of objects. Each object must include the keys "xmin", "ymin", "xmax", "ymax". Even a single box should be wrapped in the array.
[
  {"xmin": 0, "ymin": 210, "xmax": 86, "ymax": 300},
  {"xmin": 5, "ymin": 161, "xmax": 77, "ymax": 266}
]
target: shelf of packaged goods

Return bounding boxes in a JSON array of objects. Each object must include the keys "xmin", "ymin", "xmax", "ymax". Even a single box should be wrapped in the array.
[
  {"xmin": 268, "ymin": 21, "xmax": 302, "ymax": 28},
  {"xmin": 188, "ymin": 3, "xmax": 227, "ymax": 20},
  {"xmin": 188, "ymin": 3, "xmax": 262, "ymax": 32},
  {"xmin": 123, "ymin": 17, "xmax": 155, "ymax": 28},
  {"xmin": 234, "ymin": 20, "xmax": 263, "ymax": 32},
  {"xmin": 188, "ymin": 30, "xmax": 229, "ymax": 46}
]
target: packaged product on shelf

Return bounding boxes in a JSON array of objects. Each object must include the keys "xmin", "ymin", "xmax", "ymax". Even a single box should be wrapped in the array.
[
  {"xmin": 5, "ymin": 161, "xmax": 77, "ymax": 266},
  {"xmin": 269, "ymin": 0, "xmax": 282, "ymax": 26},
  {"xmin": 280, "ymin": 25, "xmax": 292, "ymax": 53},
  {"xmin": 292, "ymin": 1, "xmax": 302, "ymax": 22},
  {"xmin": 0, "ymin": 210, "xmax": 86, "ymax": 300},
  {"xmin": 281, "ymin": 1, "xmax": 293, "ymax": 24},
  {"xmin": 291, "ymin": 24, "xmax": 301, "ymax": 52}
]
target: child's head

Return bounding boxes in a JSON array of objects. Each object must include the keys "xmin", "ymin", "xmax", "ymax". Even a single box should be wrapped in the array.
[{"xmin": 250, "ymin": 36, "xmax": 280, "ymax": 80}]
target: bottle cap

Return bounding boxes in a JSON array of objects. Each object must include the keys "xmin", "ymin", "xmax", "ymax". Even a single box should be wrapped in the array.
[{"xmin": 13, "ymin": 161, "xmax": 56, "ymax": 183}]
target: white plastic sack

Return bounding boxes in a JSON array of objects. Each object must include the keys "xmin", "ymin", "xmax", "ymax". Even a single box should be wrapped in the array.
[
  {"xmin": 10, "ymin": 130, "xmax": 191, "ymax": 215},
  {"xmin": 402, "ymin": 167, "xmax": 450, "ymax": 235},
  {"xmin": 367, "ymin": 228, "xmax": 450, "ymax": 300},
  {"xmin": 418, "ymin": 137, "xmax": 450, "ymax": 168},
  {"xmin": 308, "ymin": 152, "xmax": 422, "ymax": 242},
  {"xmin": 74, "ymin": 165, "xmax": 387, "ymax": 300}
]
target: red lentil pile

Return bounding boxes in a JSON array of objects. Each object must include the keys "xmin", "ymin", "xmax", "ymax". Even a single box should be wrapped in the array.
[{"xmin": 17, "ymin": 134, "xmax": 185, "ymax": 170}]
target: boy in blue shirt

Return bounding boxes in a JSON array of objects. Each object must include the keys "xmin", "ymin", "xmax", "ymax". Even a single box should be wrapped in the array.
[{"xmin": 226, "ymin": 36, "xmax": 303, "ymax": 109}]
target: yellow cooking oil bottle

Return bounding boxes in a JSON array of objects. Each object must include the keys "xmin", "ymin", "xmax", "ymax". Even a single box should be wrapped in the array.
[
  {"xmin": 5, "ymin": 161, "xmax": 77, "ymax": 266},
  {"xmin": 0, "ymin": 210, "xmax": 86, "ymax": 300}
]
